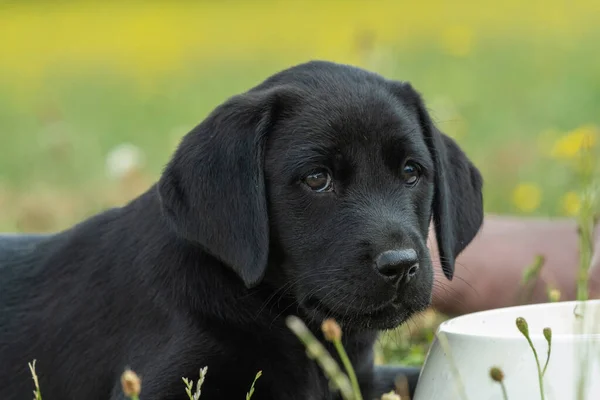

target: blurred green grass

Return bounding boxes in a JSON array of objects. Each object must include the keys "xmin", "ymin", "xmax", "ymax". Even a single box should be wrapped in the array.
[{"xmin": 0, "ymin": 0, "xmax": 599, "ymax": 367}]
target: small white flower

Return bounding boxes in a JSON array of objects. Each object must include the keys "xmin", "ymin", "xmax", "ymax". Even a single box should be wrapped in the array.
[{"xmin": 105, "ymin": 143, "xmax": 145, "ymax": 180}]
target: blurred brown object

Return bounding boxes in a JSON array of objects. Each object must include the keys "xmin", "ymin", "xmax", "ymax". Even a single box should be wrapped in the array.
[{"xmin": 430, "ymin": 214, "xmax": 600, "ymax": 316}]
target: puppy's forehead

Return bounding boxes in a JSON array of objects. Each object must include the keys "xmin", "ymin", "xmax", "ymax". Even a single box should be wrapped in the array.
[{"xmin": 288, "ymin": 88, "xmax": 423, "ymax": 150}]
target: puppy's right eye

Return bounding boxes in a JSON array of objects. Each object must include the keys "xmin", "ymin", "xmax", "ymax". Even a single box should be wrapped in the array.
[{"xmin": 303, "ymin": 170, "xmax": 333, "ymax": 193}]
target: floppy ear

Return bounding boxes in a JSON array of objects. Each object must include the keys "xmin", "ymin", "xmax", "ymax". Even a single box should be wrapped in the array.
[
  {"xmin": 389, "ymin": 82, "xmax": 484, "ymax": 280},
  {"xmin": 157, "ymin": 86, "xmax": 299, "ymax": 288}
]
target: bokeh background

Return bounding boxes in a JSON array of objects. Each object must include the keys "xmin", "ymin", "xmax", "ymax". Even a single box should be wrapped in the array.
[{"xmin": 1, "ymin": 0, "xmax": 599, "ymax": 365}]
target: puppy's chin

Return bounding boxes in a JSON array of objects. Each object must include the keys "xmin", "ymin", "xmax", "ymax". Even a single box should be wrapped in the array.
[{"xmin": 298, "ymin": 296, "xmax": 423, "ymax": 331}]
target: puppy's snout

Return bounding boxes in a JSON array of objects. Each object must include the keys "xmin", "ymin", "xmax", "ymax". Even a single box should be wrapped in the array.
[{"xmin": 375, "ymin": 249, "xmax": 419, "ymax": 283}]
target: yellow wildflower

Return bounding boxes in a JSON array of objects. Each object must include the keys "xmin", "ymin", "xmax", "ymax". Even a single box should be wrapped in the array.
[
  {"xmin": 550, "ymin": 125, "xmax": 598, "ymax": 160},
  {"xmin": 561, "ymin": 191, "xmax": 581, "ymax": 216},
  {"xmin": 512, "ymin": 183, "xmax": 542, "ymax": 213}
]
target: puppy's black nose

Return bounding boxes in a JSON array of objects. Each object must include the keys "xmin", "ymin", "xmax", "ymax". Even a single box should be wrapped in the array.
[{"xmin": 375, "ymin": 249, "xmax": 419, "ymax": 283}]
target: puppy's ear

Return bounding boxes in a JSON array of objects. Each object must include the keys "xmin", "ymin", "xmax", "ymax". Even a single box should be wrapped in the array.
[
  {"xmin": 389, "ymin": 82, "xmax": 484, "ymax": 280},
  {"xmin": 158, "ymin": 86, "xmax": 299, "ymax": 288}
]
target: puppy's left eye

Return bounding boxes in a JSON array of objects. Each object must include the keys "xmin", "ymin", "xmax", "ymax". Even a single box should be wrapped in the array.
[
  {"xmin": 303, "ymin": 169, "xmax": 334, "ymax": 193},
  {"xmin": 402, "ymin": 161, "xmax": 421, "ymax": 186}
]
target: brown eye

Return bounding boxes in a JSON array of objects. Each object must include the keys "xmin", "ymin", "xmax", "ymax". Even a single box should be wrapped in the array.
[
  {"xmin": 402, "ymin": 161, "xmax": 421, "ymax": 186},
  {"xmin": 303, "ymin": 170, "xmax": 333, "ymax": 192}
]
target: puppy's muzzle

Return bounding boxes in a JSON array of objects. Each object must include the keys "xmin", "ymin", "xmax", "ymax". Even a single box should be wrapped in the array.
[{"xmin": 374, "ymin": 249, "xmax": 419, "ymax": 285}]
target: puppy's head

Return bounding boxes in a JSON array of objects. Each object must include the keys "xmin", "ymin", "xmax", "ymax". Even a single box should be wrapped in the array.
[{"xmin": 158, "ymin": 61, "xmax": 483, "ymax": 330}]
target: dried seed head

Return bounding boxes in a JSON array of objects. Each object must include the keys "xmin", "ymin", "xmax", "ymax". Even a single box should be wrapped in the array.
[
  {"xmin": 516, "ymin": 317, "xmax": 529, "ymax": 337},
  {"xmin": 198, "ymin": 366, "xmax": 208, "ymax": 388},
  {"xmin": 489, "ymin": 366, "xmax": 504, "ymax": 382},
  {"xmin": 321, "ymin": 318, "xmax": 342, "ymax": 342},
  {"xmin": 121, "ymin": 368, "xmax": 141, "ymax": 397},
  {"xmin": 543, "ymin": 327, "xmax": 552, "ymax": 344},
  {"xmin": 381, "ymin": 390, "xmax": 402, "ymax": 400}
]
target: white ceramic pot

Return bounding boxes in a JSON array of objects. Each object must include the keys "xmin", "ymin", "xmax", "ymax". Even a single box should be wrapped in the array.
[{"xmin": 413, "ymin": 300, "xmax": 600, "ymax": 400}]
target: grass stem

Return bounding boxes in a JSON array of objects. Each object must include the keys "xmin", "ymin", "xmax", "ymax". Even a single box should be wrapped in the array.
[{"xmin": 332, "ymin": 339, "xmax": 363, "ymax": 400}]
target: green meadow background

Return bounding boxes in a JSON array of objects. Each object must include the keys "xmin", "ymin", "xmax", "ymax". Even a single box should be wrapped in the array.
[{"xmin": 0, "ymin": 0, "xmax": 598, "ymax": 365}]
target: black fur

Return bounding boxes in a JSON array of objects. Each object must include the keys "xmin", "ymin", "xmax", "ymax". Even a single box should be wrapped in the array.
[{"xmin": 0, "ymin": 60, "xmax": 483, "ymax": 400}]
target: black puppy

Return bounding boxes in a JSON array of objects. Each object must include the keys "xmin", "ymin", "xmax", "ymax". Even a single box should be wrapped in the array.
[{"xmin": 0, "ymin": 60, "xmax": 483, "ymax": 400}]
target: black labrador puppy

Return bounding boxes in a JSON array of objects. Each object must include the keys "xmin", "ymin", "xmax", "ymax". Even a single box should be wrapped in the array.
[{"xmin": 0, "ymin": 60, "xmax": 483, "ymax": 400}]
